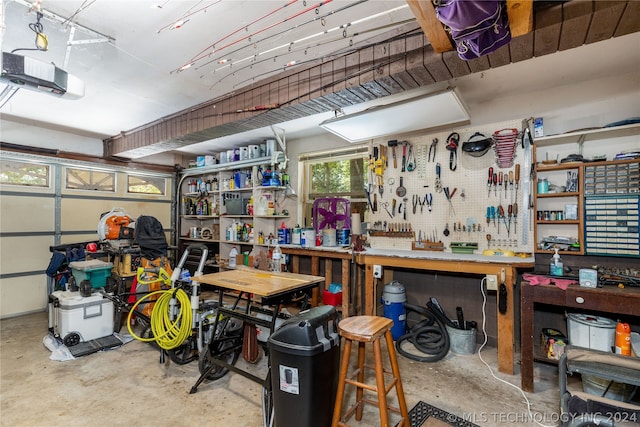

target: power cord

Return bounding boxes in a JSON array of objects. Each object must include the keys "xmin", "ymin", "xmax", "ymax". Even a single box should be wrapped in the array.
[
  {"xmin": 11, "ymin": 12, "xmax": 48, "ymax": 53},
  {"xmin": 477, "ymin": 277, "xmax": 557, "ymax": 427}
]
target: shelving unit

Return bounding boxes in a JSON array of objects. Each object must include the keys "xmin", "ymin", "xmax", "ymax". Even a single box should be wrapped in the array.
[
  {"xmin": 177, "ymin": 152, "xmax": 290, "ymax": 271},
  {"xmin": 532, "ymin": 123, "xmax": 640, "ymax": 256}
]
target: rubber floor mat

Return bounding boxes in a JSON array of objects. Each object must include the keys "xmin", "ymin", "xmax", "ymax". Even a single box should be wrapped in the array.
[{"xmin": 69, "ymin": 334, "xmax": 124, "ymax": 358}]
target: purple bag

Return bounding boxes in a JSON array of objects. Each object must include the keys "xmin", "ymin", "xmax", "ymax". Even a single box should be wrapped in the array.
[{"xmin": 434, "ymin": 0, "xmax": 512, "ymax": 60}]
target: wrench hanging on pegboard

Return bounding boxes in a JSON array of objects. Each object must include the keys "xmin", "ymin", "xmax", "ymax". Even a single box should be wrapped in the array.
[{"xmin": 417, "ymin": 144, "xmax": 428, "ymax": 179}]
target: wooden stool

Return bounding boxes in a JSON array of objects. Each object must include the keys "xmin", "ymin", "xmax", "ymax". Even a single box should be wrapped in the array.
[{"xmin": 331, "ymin": 316, "xmax": 409, "ymax": 427}]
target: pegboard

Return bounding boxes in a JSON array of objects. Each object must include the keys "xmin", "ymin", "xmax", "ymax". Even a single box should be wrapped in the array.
[{"xmin": 365, "ymin": 119, "xmax": 533, "ymax": 254}]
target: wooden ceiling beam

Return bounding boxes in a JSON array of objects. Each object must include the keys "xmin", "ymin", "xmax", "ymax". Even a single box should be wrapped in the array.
[
  {"xmin": 407, "ymin": 0, "xmax": 534, "ymax": 53},
  {"xmin": 406, "ymin": 0, "xmax": 452, "ymax": 53},
  {"xmin": 507, "ymin": 0, "xmax": 534, "ymax": 37}
]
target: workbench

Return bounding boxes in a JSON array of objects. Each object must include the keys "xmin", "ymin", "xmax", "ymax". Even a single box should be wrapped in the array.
[
  {"xmin": 356, "ymin": 248, "xmax": 535, "ymax": 375},
  {"xmin": 280, "ymin": 245, "xmax": 356, "ymax": 316},
  {"xmin": 520, "ymin": 281, "xmax": 640, "ymax": 392}
]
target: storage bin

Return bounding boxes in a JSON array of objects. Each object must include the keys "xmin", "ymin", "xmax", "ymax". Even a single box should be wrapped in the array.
[
  {"xmin": 69, "ymin": 260, "xmax": 113, "ymax": 289},
  {"xmin": 567, "ymin": 313, "xmax": 616, "ymax": 352},
  {"xmin": 322, "ymin": 290, "xmax": 342, "ymax": 307}
]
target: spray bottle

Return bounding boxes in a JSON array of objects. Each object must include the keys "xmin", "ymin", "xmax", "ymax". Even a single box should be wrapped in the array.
[
  {"xmin": 550, "ymin": 248, "xmax": 563, "ymax": 276},
  {"xmin": 615, "ymin": 322, "xmax": 631, "ymax": 356}
]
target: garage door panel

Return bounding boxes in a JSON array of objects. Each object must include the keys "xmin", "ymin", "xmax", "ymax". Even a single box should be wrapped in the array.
[
  {"xmin": 60, "ymin": 200, "xmax": 171, "ymax": 231},
  {"xmin": 0, "ymin": 195, "xmax": 55, "ymax": 232},
  {"xmin": 1, "ymin": 276, "xmax": 48, "ymax": 318},
  {"xmin": 1, "ymin": 236, "xmax": 54, "ymax": 275}
]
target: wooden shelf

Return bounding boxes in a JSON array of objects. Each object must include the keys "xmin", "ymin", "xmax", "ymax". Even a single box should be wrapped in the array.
[
  {"xmin": 536, "ymin": 191, "xmax": 580, "ymax": 198},
  {"xmin": 534, "ymin": 122, "xmax": 640, "ymax": 147}
]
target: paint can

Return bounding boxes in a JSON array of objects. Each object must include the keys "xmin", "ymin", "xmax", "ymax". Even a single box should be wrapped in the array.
[
  {"xmin": 259, "ymin": 144, "xmax": 267, "ymax": 157},
  {"xmin": 249, "ymin": 145, "xmax": 260, "ymax": 159},
  {"xmin": 205, "ymin": 155, "xmax": 216, "ymax": 166},
  {"xmin": 219, "ymin": 151, "xmax": 227, "ymax": 163},
  {"xmin": 265, "ymin": 139, "xmax": 276, "ymax": 156},
  {"xmin": 240, "ymin": 146, "xmax": 249, "ymax": 160},
  {"xmin": 190, "ymin": 227, "xmax": 201, "ymax": 239},
  {"xmin": 277, "ymin": 228, "xmax": 290, "ymax": 245},
  {"xmin": 291, "ymin": 227, "xmax": 301, "ymax": 245},
  {"xmin": 301, "ymin": 228, "xmax": 316, "ymax": 248},
  {"xmin": 337, "ymin": 228, "xmax": 350, "ymax": 246},
  {"xmin": 233, "ymin": 148, "xmax": 241, "ymax": 161},
  {"xmin": 226, "ymin": 149, "xmax": 235, "ymax": 163},
  {"xmin": 322, "ymin": 229, "xmax": 337, "ymax": 247}
]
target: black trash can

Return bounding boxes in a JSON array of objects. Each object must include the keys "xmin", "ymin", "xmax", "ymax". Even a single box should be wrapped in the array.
[{"xmin": 268, "ymin": 305, "xmax": 340, "ymax": 427}]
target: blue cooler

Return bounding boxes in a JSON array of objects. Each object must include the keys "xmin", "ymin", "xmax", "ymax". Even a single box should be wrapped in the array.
[{"xmin": 382, "ymin": 281, "xmax": 406, "ymax": 340}]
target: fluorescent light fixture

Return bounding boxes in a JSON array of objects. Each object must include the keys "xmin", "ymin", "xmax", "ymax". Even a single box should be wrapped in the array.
[{"xmin": 319, "ymin": 89, "xmax": 470, "ymax": 142}]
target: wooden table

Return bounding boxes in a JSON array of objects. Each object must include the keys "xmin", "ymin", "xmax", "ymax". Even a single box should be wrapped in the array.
[
  {"xmin": 196, "ymin": 267, "xmax": 325, "ymax": 300},
  {"xmin": 189, "ymin": 267, "xmax": 325, "ymax": 394},
  {"xmin": 356, "ymin": 249, "xmax": 534, "ymax": 375},
  {"xmin": 520, "ymin": 281, "xmax": 640, "ymax": 392}
]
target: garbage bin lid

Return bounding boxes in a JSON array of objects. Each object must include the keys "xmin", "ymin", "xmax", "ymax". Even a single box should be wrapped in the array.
[{"xmin": 268, "ymin": 306, "xmax": 339, "ymax": 356}]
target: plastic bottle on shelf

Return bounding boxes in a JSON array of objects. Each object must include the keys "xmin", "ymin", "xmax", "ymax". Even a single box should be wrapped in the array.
[
  {"xmin": 229, "ymin": 247, "xmax": 238, "ymax": 269},
  {"xmin": 271, "ymin": 244, "xmax": 282, "ymax": 273},
  {"xmin": 549, "ymin": 248, "xmax": 563, "ymax": 276}
]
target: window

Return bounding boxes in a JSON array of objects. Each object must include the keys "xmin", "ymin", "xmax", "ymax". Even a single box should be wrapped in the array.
[
  {"xmin": 300, "ymin": 147, "xmax": 368, "ymax": 227},
  {"xmin": 0, "ymin": 160, "xmax": 49, "ymax": 187},
  {"xmin": 65, "ymin": 167, "xmax": 115, "ymax": 191},
  {"xmin": 127, "ymin": 175, "xmax": 166, "ymax": 195}
]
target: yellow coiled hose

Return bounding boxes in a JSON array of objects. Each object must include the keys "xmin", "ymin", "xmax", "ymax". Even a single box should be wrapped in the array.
[{"xmin": 127, "ymin": 289, "xmax": 192, "ymax": 350}]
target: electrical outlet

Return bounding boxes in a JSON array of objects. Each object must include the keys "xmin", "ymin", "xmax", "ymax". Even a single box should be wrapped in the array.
[
  {"xmin": 373, "ymin": 264, "xmax": 383, "ymax": 278},
  {"xmin": 486, "ymin": 275, "xmax": 498, "ymax": 291}
]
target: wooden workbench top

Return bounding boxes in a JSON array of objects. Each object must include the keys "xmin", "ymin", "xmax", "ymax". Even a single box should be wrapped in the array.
[
  {"xmin": 358, "ymin": 247, "xmax": 535, "ymax": 266},
  {"xmin": 196, "ymin": 267, "xmax": 324, "ymax": 297}
]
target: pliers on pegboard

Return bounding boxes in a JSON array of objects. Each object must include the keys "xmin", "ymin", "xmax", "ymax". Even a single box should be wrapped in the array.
[{"xmin": 428, "ymin": 138, "xmax": 438, "ymax": 162}]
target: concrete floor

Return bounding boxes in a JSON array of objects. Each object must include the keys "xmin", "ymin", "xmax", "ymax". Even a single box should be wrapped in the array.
[{"xmin": 1, "ymin": 311, "xmax": 560, "ymax": 427}]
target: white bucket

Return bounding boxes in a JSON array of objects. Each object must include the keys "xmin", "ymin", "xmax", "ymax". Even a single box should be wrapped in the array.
[
  {"xmin": 226, "ymin": 149, "xmax": 235, "ymax": 163},
  {"xmin": 291, "ymin": 227, "xmax": 301, "ymax": 245},
  {"xmin": 240, "ymin": 146, "xmax": 249, "ymax": 160},
  {"xmin": 249, "ymin": 145, "xmax": 260, "ymax": 159},
  {"xmin": 265, "ymin": 139, "xmax": 276, "ymax": 156},
  {"xmin": 219, "ymin": 151, "xmax": 227, "ymax": 163},
  {"xmin": 205, "ymin": 155, "xmax": 216, "ymax": 166},
  {"xmin": 322, "ymin": 229, "xmax": 337, "ymax": 247},
  {"xmin": 301, "ymin": 228, "xmax": 316, "ymax": 248},
  {"xmin": 567, "ymin": 313, "xmax": 616, "ymax": 352}
]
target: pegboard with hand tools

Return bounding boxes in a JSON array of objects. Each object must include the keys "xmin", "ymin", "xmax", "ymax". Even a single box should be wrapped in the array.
[{"xmin": 364, "ymin": 119, "xmax": 533, "ymax": 255}]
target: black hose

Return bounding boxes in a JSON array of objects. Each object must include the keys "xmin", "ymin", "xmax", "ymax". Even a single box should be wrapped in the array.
[{"xmin": 395, "ymin": 303, "xmax": 450, "ymax": 363}]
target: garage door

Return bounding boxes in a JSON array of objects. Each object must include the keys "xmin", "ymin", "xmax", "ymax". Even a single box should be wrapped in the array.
[{"xmin": 0, "ymin": 152, "xmax": 174, "ymax": 318}]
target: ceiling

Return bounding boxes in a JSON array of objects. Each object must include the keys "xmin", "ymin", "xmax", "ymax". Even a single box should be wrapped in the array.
[
  {"xmin": 0, "ymin": 0, "xmax": 416, "ymax": 138},
  {"xmin": 1, "ymin": 0, "xmax": 639, "ymax": 161}
]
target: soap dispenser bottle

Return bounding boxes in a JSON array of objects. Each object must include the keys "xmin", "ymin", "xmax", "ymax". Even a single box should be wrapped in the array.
[{"xmin": 550, "ymin": 248, "xmax": 563, "ymax": 276}]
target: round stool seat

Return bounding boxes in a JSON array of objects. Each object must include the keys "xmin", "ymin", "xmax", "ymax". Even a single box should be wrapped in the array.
[{"xmin": 338, "ymin": 315, "xmax": 393, "ymax": 343}]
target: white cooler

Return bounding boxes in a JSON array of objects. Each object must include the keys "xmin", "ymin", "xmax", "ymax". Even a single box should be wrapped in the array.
[{"xmin": 49, "ymin": 290, "xmax": 114, "ymax": 347}]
